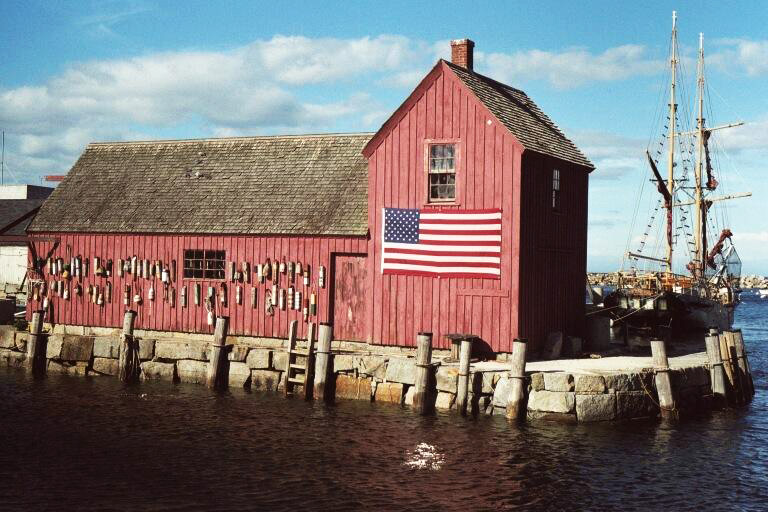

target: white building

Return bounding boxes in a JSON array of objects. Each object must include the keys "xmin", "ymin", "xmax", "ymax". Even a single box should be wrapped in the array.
[{"xmin": 0, "ymin": 185, "xmax": 53, "ymax": 295}]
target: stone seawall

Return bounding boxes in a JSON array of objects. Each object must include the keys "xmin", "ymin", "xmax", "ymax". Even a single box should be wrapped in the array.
[{"xmin": 0, "ymin": 325, "xmax": 715, "ymax": 422}]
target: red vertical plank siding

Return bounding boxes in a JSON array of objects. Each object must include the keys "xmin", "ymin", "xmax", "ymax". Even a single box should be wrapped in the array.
[
  {"xmin": 27, "ymin": 233, "xmax": 368, "ymax": 339},
  {"xmin": 517, "ymin": 153, "xmax": 590, "ymax": 352},
  {"xmin": 365, "ymin": 64, "xmax": 526, "ymax": 352},
  {"xmin": 363, "ymin": 63, "xmax": 589, "ymax": 353}
]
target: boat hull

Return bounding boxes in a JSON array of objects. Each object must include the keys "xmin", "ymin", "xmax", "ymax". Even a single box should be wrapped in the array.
[{"xmin": 602, "ymin": 289, "xmax": 733, "ymax": 336}]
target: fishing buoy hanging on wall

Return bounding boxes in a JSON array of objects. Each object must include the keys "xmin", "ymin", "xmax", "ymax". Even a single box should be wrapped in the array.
[
  {"xmin": 169, "ymin": 286, "xmax": 176, "ymax": 308},
  {"xmin": 294, "ymin": 290, "xmax": 301, "ymax": 311},
  {"xmin": 105, "ymin": 282, "xmax": 112, "ymax": 303},
  {"xmin": 161, "ymin": 266, "xmax": 170, "ymax": 285},
  {"xmin": 194, "ymin": 284, "xmax": 201, "ymax": 306},
  {"xmin": 303, "ymin": 266, "xmax": 310, "ymax": 286},
  {"xmin": 310, "ymin": 292, "xmax": 317, "ymax": 316},
  {"xmin": 124, "ymin": 285, "xmax": 130, "ymax": 305},
  {"xmin": 278, "ymin": 288, "xmax": 286, "ymax": 310},
  {"xmin": 242, "ymin": 262, "xmax": 250, "ymax": 284},
  {"xmin": 251, "ymin": 287, "xmax": 257, "ymax": 309},
  {"xmin": 318, "ymin": 266, "xmax": 325, "ymax": 288},
  {"xmin": 236, "ymin": 285, "xmax": 242, "ymax": 305},
  {"xmin": 181, "ymin": 286, "xmax": 187, "ymax": 307},
  {"xmin": 118, "ymin": 259, "xmax": 124, "ymax": 277},
  {"xmin": 219, "ymin": 283, "xmax": 227, "ymax": 307}
]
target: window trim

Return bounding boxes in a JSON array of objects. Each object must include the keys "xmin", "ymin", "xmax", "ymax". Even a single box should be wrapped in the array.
[
  {"xmin": 423, "ymin": 139, "xmax": 461, "ymax": 205},
  {"xmin": 183, "ymin": 249, "xmax": 227, "ymax": 280}
]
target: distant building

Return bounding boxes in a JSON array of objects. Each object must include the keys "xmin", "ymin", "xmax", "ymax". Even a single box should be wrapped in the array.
[
  {"xmin": 26, "ymin": 39, "xmax": 593, "ymax": 354},
  {"xmin": 0, "ymin": 185, "xmax": 54, "ymax": 295}
]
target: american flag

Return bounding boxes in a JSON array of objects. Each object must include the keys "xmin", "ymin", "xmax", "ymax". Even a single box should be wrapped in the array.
[{"xmin": 381, "ymin": 208, "xmax": 502, "ymax": 279}]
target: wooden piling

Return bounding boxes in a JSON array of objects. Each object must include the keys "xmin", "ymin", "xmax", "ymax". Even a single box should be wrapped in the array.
[
  {"xmin": 721, "ymin": 331, "xmax": 745, "ymax": 404},
  {"xmin": 313, "ymin": 323, "xmax": 332, "ymax": 403},
  {"xmin": 456, "ymin": 338, "xmax": 472, "ymax": 416},
  {"xmin": 732, "ymin": 329, "xmax": 754, "ymax": 398},
  {"xmin": 650, "ymin": 339, "xmax": 677, "ymax": 419},
  {"xmin": 705, "ymin": 329, "xmax": 728, "ymax": 407},
  {"xmin": 718, "ymin": 331, "xmax": 735, "ymax": 390},
  {"xmin": 117, "ymin": 310, "xmax": 138, "ymax": 383},
  {"xmin": 206, "ymin": 316, "xmax": 229, "ymax": 390},
  {"xmin": 413, "ymin": 332, "xmax": 433, "ymax": 415},
  {"xmin": 506, "ymin": 339, "xmax": 528, "ymax": 421},
  {"xmin": 25, "ymin": 310, "xmax": 46, "ymax": 375}
]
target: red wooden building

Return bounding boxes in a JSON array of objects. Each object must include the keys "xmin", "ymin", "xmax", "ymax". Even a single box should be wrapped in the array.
[{"xmin": 27, "ymin": 39, "xmax": 593, "ymax": 354}]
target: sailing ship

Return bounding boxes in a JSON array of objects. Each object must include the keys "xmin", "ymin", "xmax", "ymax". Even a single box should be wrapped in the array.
[{"xmin": 602, "ymin": 12, "xmax": 750, "ymax": 338}]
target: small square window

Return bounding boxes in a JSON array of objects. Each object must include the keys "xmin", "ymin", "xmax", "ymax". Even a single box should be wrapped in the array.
[
  {"xmin": 183, "ymin": 249, "xmax": 225, "ymax": 279},
  {"xmin": 428, "ymin": 143, "xmax": 456, "ymax": 202}
]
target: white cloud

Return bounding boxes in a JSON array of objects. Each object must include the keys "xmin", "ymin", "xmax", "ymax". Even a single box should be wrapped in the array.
[
  {"xmin": 479, "ymin": 44, "xmax": 664, "ymax": 89},
  {"xmin": 710, "ymin": 39, "xmax": 768, "ymax": 76},
  {"xmin": 572, "ymin": 131, "xmax": 646, "ymax": 180},
  {"xmin": 718, "ymin": 118, "xmax": 768, "ymax": 151},
  {"xmin": 0, "ymin": 35, "xmax": 421, "ymax": 178}
]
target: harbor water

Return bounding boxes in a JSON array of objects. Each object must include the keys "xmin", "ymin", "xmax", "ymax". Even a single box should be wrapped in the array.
[{"xmin": 1, "ymin": 293, "xmax": 767, "ymax": 511}]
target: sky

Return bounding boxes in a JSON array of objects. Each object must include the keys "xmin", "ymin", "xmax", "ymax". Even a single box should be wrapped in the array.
[{"xmin": 1, "ymin": 0, "xmax": 767, "ymax": 273}]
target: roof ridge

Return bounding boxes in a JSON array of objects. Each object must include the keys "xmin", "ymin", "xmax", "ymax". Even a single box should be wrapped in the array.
[
  {"xmin": 442, "ymin": 59, "xmax": 528, "ymax": 96},
  {"xmin": 88, "ymin": 132, "xmax": 375, "ymax": 147}
]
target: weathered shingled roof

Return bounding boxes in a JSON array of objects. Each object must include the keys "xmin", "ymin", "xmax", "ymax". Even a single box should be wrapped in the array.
[
  {"xmin": 29, "ymin": 134, "xmax": 373, "ymax": 236},
  {"xmin": 445, "ymin": 61, "xmax": 594, "ymax": 169}
]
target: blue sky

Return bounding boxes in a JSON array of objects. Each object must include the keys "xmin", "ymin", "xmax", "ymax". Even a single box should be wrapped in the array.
[{"xmin": 2, "ymin": 0, "xmax": 767, "ymax": 273}]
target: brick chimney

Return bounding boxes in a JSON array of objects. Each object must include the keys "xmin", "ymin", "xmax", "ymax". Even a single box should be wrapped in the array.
[{"xmin": 450, "ymin": 39, "xmax": 475, "ymax": 70}]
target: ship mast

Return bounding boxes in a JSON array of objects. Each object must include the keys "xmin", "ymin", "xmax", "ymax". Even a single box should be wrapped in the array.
[
  {"xmin": 665, "ymin": 11, "xmax": 678, "ymax": 273},
  {"xmin": 694, "ymin": 32, "xmax": 706, "ymax": 281}
]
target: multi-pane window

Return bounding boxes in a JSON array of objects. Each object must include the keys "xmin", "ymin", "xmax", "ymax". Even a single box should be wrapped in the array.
[
  {"xmin": 183, "ymin": 250, "xmax": 226, "ymax": 279},
  {"xmin": 552, "ymin": 169, "xmax": 561, "ymax": 210},
  {"xmin": 428, "ymin": 143, "xmax": 456, "ymax": 202}
]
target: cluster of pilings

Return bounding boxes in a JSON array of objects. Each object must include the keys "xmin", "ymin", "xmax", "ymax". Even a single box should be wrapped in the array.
[{"xmin": 650, "ymin": 328, "xmax": 755, "ymax": 420}]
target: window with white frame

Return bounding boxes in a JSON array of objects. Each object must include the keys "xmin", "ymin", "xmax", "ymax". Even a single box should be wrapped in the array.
[{"xmin": 428, "ymin": 143, "xmax": 456, "ymax": 202}]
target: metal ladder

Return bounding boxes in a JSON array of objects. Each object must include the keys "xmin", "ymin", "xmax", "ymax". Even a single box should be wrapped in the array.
[{"xmin": 283, "ymin": 320, "xmax": 315, "ymax": 399}]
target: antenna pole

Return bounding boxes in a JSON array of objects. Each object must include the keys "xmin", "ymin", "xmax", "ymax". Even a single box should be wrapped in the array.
[
  {"xmin": 694, "ymin": 33, "xmax": 706, "ymax": 281},
  {"xmin": 665, "ymin": 11, "xmax": 678, "ymax": 273}
]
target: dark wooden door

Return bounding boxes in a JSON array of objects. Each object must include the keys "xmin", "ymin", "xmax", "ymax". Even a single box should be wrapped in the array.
[{"xmin": 332, "ymin": 254, "xmax": 368, "ymax": 342}]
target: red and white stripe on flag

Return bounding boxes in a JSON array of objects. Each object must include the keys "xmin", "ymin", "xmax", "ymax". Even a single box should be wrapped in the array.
[{"xmin": 381, "ymin": 208, "xmax": 502, "ymax": 279}]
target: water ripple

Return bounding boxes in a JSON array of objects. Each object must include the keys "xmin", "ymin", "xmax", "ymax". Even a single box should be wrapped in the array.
[{"xmin": 1, "ymin": 295, "xmax": 767, "ymax": 510}]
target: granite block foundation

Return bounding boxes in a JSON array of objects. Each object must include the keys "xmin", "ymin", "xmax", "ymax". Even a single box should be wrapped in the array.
[{"xmin": 0, "ymin": 324, "xmax": 720, "ymax": 423}]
